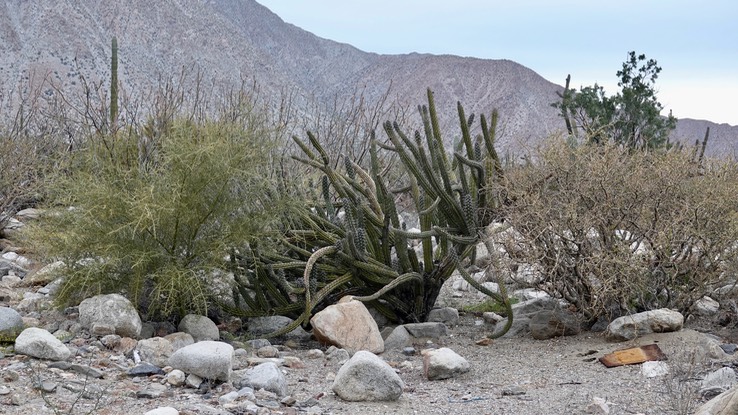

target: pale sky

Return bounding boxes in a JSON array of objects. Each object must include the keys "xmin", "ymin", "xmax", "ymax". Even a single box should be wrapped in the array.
[{"xmin": 257, "ymin": 0, "xmax": 738, "ymax": 126}]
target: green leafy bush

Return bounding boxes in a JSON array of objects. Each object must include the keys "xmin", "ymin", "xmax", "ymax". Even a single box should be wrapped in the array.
[
  {"xmin": 499, "ymin": 141, "xmax": 738, "ymax": 323},
  {"xmin": 28, "ymin": 118, "xmax": 294, "ymax": 320}
]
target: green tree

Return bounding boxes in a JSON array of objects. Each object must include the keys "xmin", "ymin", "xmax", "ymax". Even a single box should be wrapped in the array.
[{"xmin": 555, "ymin": 51, "xmax": 677, "ymax": 149}]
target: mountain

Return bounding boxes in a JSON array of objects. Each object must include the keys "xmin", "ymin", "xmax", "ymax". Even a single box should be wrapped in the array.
[{"xmin": 0, "ymin": 0, "xmax": 735, "ymax": 156}]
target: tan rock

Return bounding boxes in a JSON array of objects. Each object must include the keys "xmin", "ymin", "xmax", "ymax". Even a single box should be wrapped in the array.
[{"xmin": 310, "ymin": 297, "xmax": 384, "ymax": 354}]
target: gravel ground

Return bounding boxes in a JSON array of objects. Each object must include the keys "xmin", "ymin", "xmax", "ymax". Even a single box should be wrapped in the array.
[
  {"xmin": 1, "ymin": 258, "xmax": 731, "ymax": 415},
  {"xmin": 1, "ymin": 309, "xmax": 725, "ymax": 415}
]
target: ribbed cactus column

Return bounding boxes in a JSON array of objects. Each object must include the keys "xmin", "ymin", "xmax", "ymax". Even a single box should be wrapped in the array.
[{"xmin": 228, "ymin": 89, "xmax": 513, "ymax": 339}]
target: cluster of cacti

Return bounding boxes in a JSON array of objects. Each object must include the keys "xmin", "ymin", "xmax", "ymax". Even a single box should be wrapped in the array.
[{"xmin": 227, "ymin": 89, "xmax": 512, "ymax": 338}]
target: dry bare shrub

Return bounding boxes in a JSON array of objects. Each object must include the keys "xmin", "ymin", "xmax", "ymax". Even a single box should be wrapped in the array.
[
  {"xmin": 500, "ymin": 140, "xmax": 738, "ymax": 324},
  {"xmin": 0, "ymin": 76, "xmax": 68, "ymax": 232}
]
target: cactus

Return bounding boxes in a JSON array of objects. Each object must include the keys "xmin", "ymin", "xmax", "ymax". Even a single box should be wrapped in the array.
[
  {"xmin": 110, "ymin": 36, "xmax": 118, "ymax": 132},
  {"xmin": 228, "ymin": 89, "xmax": 512, "ymax": 338}
]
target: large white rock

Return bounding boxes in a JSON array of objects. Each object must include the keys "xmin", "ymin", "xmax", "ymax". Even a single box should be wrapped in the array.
[
  {"xmin": 178, "ymin": 314, "xmax": 219, "ymax": 342},
  {"xmin": 604, "ymin": 308, "xmax": 684, "ymax": 341},
  {"xmin": 233, "ymin": 362, "xmax": 287, "ymax": 397},
  {"xmin": 332, "ymin": 351, "xmax": 404, "ymax": 401},
  {"xmin": 168, "ymin": 341, "xmax": 233, "ymax": 381},
  {"xmin": 311, "ymin": 297, "xmax": 384, "ymax": 354},
  {"xmin": 423, "ymin": 347, "xmax": 470, "ymax": 380},
  {"xmin": 15, "ymin": 327, "xmax": 71, "ymax": 361},
  {"xmin": 79, "ymin": 294, "xmax": 142, "ymax": 338}
]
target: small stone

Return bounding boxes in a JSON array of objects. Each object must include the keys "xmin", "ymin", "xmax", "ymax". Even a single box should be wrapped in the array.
[
  {"xmin": 0, "ymin": 385, "xmax": 10, "ymax": 395},
  {"xmin": 403, "ymin": 322, "xmax": 448, "ymax": 339},
  {"xmin": 116, "ymin": 337, "xmax": 138, "ymax": 355},
  {"xmin": 502, "ymin": 385, "xmax": 526, "ymax": 396},
  {"xmin": 90, "ymin": 323, "xmax": 116, "ymax": 336},
  {"xmin": 257, "ymin": 345, "xmax": 280, "ymax": 358},
  {"xmin": 35, "ymin": 381, "xmax": 57, "ymax": 393},
  {"xmin": 247, "ymin": 339, "xmax": 272, "ymax": 349},
  {"xmin": 426, "ymin": 307, "xmax": 459, "ymax": 325},
  {"xmin": 70, "ymin": 364, "xmax": 104, "ymax": 379},
  {"xmin": 305, "ymin": 349, "xmax": 324, "ymax": 359},
  {"xmin": 100, "ymin": 334, "xmax": 122, "ymax": 349},
  {"xmin": 402, "ymin": 347, "xmax": 416, "ymax": 356},
  {"xmin": 641, "ymin": 361, "xmax": 669, "ymax": 378},
  {"xmin": 128, "ymin": 363, "xmax": 164, "ymax": 377},
  {"xmin": 423, "ymin": 348, "xmax": 470, "ymax": 380},
  {"xmin": 325, "ymin": 346, "xmax": 350, "ymax": 364},
  {"xmin": 186, "ymin": 374, "xmax": 203, "ymax": 389},
  {"xmin": 2, "ymin": 370, "xmax": 19, "ymax": 382},
  {"xmin": 166, "ymin": 369, "xmax": 186, "ymax": 386},
  {"xmin": 721, "ymin": 344, "xmax": 738, "ymax": 355},
  {"xmin": 219, "ymin": 391, "xmax": 239, "ymax": 405},
  {"xmin": 137, "ymin": 384, "xmax": 167, "ymax": 399},
  {"xmin": 283, "ymin": 356, "xmax": 304, "ymax": 368},
  {"xmin": 475, "ymin": 338, "xmax": 494, "ymax": 346},
  {"xmin": 281, "ymin": 395, "xmax": 297, "ymax": 406}
]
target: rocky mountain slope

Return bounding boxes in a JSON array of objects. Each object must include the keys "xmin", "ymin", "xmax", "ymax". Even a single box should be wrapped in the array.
[{"xmin": 0, "ymin": 0, "xmax": 735, "ymax": 156}]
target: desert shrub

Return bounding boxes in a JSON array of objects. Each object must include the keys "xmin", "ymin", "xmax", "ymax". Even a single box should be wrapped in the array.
[
  {"xmin": 499, "ymin": 141, "xmax": 738, "ymax": 324},
  {"xmin": 0, "ymin": 84, "xmax": 67, "ymax": 231},
  {"xmin": 27, "ymin": 117, "xmax": 296, "ymax": 320}
]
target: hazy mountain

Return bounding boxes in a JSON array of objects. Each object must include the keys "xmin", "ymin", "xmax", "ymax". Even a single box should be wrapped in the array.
[{"xmin": 0, "ymin": 0, "xmax": 734, "ymax": 156}]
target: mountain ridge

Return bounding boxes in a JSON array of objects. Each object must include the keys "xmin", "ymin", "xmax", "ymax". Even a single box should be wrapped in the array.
[{"xmin": 0, "ymin": 0, "xmax": 734, "ymax": 156}]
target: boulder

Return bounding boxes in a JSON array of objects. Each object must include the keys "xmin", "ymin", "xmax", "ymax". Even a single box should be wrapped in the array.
[
  {"xmin": 695, "ymin": 384, "xmax": 738, "ymax": 415},
  {"xmin": 605, "ymin": 309, "xmax": 684, "ymax": 342},
  {"xmin": 233, "ymin": 362, "xmax": 287, "ymax": 397},
  {"xmin": 79, "ymin": 294, "xmax": 142, "ymax": 338},
  {"xmin": 528, "ymin": 308, "xmax": 581, "ymax": 340},
  {"xmin": 15, "ymin": 327, "xmax": 71, "ymax": 361},
  {"xmin": 423, "ymin": 347, "xmax": 470, "ymax": 380},
  {"xmin": 0, "ymin": 307, "xmax": 24, "ymax": 342},
  {"xmin": 178, "ymin": 314, "xmax": 219, "ymax": 342},
  {"xmin": 310, "ymin": 297, "xmax": 384, "ymax": 354},
  {"xmin": 136, "ymin": 337, "xmax": 174, "ymax": 367},
  {"xmin": 168, "ymin": 341, "xmax": 233, "ymax": 381},
  {"xmin": 497, "ymin": 297, "xmax": 560, "ymax": 337},
  {"xmin": 331, "ymin": 351, "xmax": 404, "ymax": 401}
]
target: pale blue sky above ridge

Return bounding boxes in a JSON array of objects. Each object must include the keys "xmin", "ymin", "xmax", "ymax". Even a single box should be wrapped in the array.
[{"xmin": 257, "ymin": 0, "xmax": 738, "ymax": 126}]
